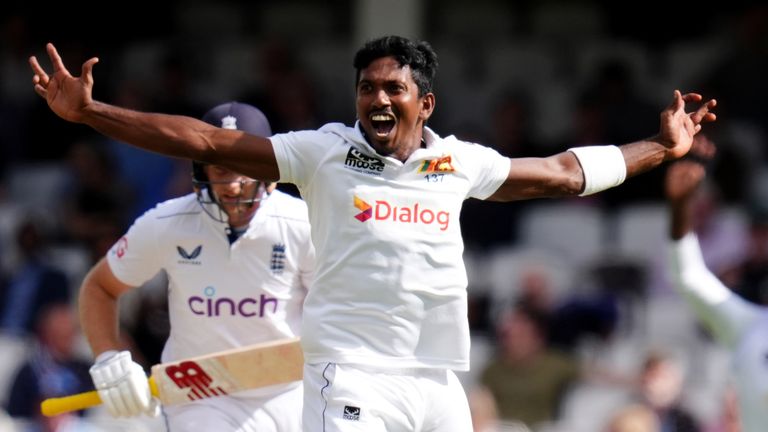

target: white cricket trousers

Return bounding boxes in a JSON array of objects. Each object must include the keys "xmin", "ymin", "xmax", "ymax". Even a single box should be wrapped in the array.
[
  {"xmin": 163, "ymin": 383, "xmax": 302, "ymax": 431},
  {"xmin": 303, "ymin": 362, "xmax": 472, "ymax": 431}
]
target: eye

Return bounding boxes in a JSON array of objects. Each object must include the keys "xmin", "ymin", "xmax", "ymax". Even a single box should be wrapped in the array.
[
  {"xmin": 357, "ymin": 82, "xmax": 372, "ymax": 94},
  {"xmin": 387, "ymin": 83, "xmax": 405, "ymax": 94}
]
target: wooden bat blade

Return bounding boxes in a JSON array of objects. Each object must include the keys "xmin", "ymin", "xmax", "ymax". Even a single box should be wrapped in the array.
[
  {"xmin": 39, "ymin": 338, "xmax": 303, "ymax": 416},
  {"xmin": 153, "ymin": 337, "xmax": 303, "ymax": 406}
]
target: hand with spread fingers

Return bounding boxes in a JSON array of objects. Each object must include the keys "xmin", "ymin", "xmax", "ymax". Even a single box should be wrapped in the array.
[
  {"xmin": 657, "ymin": 91, "xmax": 717, "ymax": 161},
  {"xmin": 29, "ymin": 43, "xmax": 99, "ymax": 123}
]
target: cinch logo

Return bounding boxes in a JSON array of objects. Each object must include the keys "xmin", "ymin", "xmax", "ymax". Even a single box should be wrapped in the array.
[
  {"xmin": 418, "ymin": 154, "xmax": 455, "ymax": 173},
  {"xmin": 177, "ymin": 245, "xmax": 202, "ymax": 265},
  {"xmin": 353, "ymin": 196, "xmax": 451, "ymax": 231},
  {"xmin": 344, "ymin": 148, "xmax": 384, "ymax": 175},
  {"xmin": 165, "ymin": 361, "xmax": 227, "ymax": 401},
  {"xmin": 188, "ymin": 286, "xmax": 278, "ymax": 318}
]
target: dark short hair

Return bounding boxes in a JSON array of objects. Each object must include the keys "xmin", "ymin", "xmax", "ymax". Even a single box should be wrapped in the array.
[{"xmin": 353, "ymin": 35, "xmax": 438, "ymax": 97}]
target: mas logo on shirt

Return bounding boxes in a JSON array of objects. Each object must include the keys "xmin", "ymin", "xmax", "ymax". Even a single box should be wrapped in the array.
[
  {"xmin": 177, "ymin": 245, "xmax": 202, "ymax": 265},
  {"xmin": 344, "ymin": 148, "xmax": 384, "ymax": 175},
  {"xmin": 353, "ymin": 195, "xmax": 451, "ymax": 231},
  {"xmin": 417, "ymin": 154, "xmax": 455, "ymax": 173},
  {"xmin": 343, "ymin": 405, "xmax": 361, "ymax": 421}
]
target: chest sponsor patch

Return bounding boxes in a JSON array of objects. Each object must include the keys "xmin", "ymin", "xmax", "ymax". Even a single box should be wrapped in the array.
[{"xmin": 344, "ymin": 148, "xmax": 384, "ymax": 175}]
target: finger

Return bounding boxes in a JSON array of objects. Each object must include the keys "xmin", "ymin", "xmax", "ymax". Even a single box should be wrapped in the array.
[
  {"xmin": 82, "ymin": 57, "xmax": 99, "ymax": 86},
  {"xmin": 671, "ymin": 89, "xmax": 683, "ymax": 111},
  {"xmin": 689, "ymin": 99, "xmax": 717, "ymax": 124},
  {"xmin": 47, "ymin": 42, "xmax": 70, "ymax": 76},
  {"xmin": 680, "ymin": 93, "xmax": 703, "ymax": 103},
  {"xmin": 689, "ymin": 105, "xmax": 710, "ymax": 124},
  {"xmin": 29, "ymin": 55, "xmax": 50, "ymax": 84},
  {"xmin": 691, "ymin": 112, "xmax": 717, "ymax": 125},
  {"xmin": 33, "ymin": 84, "xmax": 47, "ymax": 98}
]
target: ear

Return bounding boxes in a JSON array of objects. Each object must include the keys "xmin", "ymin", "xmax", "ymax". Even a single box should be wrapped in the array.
[{"xmin": 419, "ymin": 93, "xmax": 435, "ymax": 121}]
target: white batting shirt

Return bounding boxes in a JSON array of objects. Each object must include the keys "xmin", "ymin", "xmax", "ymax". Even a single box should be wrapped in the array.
[
  {"xmin": 670, "ymin": 233, "xmax": 768, "ymax": 432},
  {"xmin": 106, "ymin": 190, "xmax": 314, "ymax": 365},
  {"xmin": 271, "ymin": 122, "xmax": 509, "ymax": 370}
]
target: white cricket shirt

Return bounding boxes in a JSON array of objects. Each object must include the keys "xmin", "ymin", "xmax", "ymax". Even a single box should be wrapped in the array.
[
  {"xmin": 106, "ymin": 190, "xmax": 314, "ymax": 363},
  {"xmin": 271, "ymin": 122, "xmax": 510, "ymax": 370},
  {"xmin": 670, "ymin": 233, "xmax": 768, "ymax": 432}
]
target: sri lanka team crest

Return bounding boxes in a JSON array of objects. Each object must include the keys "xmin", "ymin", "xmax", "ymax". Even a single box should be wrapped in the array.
[{"xmin": 418, "ymin": 154, "xmax": 455, "ymax": 173}]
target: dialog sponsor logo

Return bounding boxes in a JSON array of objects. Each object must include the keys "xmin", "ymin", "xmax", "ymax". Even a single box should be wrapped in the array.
[{"xmin": 353, "ymin": 196, "xmax": 450, "ymax": 231}]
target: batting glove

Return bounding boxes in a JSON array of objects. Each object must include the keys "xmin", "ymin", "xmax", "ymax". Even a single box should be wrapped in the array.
[{"xmin": 89, "ymin": 350, "xmax": 160, "ymax": 418}]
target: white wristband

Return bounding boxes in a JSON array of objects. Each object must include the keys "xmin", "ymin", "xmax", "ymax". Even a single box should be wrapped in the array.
[{"xmin": 568, "ymin": 145, "xmax": 627, "ymax": 196}]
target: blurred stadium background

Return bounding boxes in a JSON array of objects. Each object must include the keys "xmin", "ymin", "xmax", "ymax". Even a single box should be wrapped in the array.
[{"xmin": 1, "ymin": 1, "xmax": 767, "ymax": 431}]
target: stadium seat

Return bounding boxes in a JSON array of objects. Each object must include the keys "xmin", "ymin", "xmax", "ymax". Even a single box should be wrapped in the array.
[{"xmin": 517, "ymin": 202, "xmax": 607, "ymax": 266}]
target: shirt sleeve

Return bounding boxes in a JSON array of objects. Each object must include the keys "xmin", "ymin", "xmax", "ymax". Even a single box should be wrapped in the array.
[
  {"xmin": 459, "ymin": 140, "xmax": 511, "ymax": 200},
  {"xmin": 270, "ymin": 129, "xmax": 332, "ymax": 189},
  {"xmin": 669, "ymin": 232, "xmax": 762, "ymax": 348},
  {"xmin": 105, "ymin": 209, "xmax": 163, "ymax": 287}
]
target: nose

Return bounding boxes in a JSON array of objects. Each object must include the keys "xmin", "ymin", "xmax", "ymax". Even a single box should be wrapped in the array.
[
  {"xmin": 373, "ymin": 88, "xmax": 390, "ymax": 107},
  {"xmin": 222, "ymin": 176, "xmax": 247, "ymax": 194}
]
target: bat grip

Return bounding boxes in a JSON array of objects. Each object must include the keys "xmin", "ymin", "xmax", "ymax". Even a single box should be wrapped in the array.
[{"xmin": 40, "ymin": 376, "xmax": 158, "ymax": 417}]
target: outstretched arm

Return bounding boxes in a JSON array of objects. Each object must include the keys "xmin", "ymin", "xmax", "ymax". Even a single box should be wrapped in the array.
[
  {"xmin": 665, "ymin": 135, "xmax": 716, "ymax": 239},
  {"xmin": 488, "ymin": 91, "xmax": 716, "ymax": 201},
  {"xmin": 665, "ymin": 136, "xmax": 761, "ymax": 348},
  {"xmin": 30, "ymin": 43, "xmax": 279, "ymax": 180}
]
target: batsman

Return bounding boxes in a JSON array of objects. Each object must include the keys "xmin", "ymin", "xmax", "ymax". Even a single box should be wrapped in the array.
[{"xmin": 76, "ymin": 102, "xmax": 314, "ymax": 431}]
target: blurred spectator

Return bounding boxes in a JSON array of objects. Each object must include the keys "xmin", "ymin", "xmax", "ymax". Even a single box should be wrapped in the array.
[
  {"xmin": 59, "ymin": 139, "xmax": 133, "ymax": 263},
  {"xmin": 704, "ymin": 386, "xmax": 741, "ymax": 432},
  {"xmin": 708, "ymin": 199, "xmax": 768, "ymax": 306},
  {"xmin": 5, "ymin": 303, "xmax": 92, "ymax": 431},
  {"xmin": 0, "ymin": 219, "xmax": 69, "ymax": 336},
  {"xmin": 468, "ymin": 386, "xmax": 500, "ymax": 432},
  {"xmin": 688, "ymin": 180, "xmax": 748, "ymax": 276},
  {"xmin": 474, "ymin": 302, "xmax": 581, "ymax": 429},
  {"xmin": 632, "ymin": 351, "xmax": 701, "ymax": 432},
  {"xmin": 605, "ymin": 404, "xmax": 660, "ymax": 432}
]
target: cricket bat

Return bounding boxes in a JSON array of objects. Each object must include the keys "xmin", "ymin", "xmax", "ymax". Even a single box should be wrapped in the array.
[{"xmin": 41, "ymin": 337, "xmax": 303, "ymax": 417}]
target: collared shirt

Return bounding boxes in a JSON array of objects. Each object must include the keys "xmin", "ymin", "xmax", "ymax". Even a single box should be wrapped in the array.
[{"xmin": 272, "ymin": 122, "xmax": 510, "ymax": 370}]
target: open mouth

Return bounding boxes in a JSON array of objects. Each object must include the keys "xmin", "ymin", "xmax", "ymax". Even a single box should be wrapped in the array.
[{"xmin": 370, "ymin": 113, "xmax": 396, "ymax": 137}]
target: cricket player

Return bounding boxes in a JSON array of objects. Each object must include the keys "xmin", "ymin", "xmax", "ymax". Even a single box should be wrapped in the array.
[
  {"xmin": 31, "ymin": 35, "xmax": 715, "ymax": 431},
  {"xmin": 666, "ymin": 135, "xmax": 768, "ymax": 432},
  {"xmin": 78, "ymin": 102, "xmax": 314, "ymax": 431}
]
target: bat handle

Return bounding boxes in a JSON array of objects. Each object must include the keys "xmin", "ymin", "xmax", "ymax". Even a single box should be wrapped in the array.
[{"xmin": 40, "ymin": 376, "xmax": 159, "ymax": 417}]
